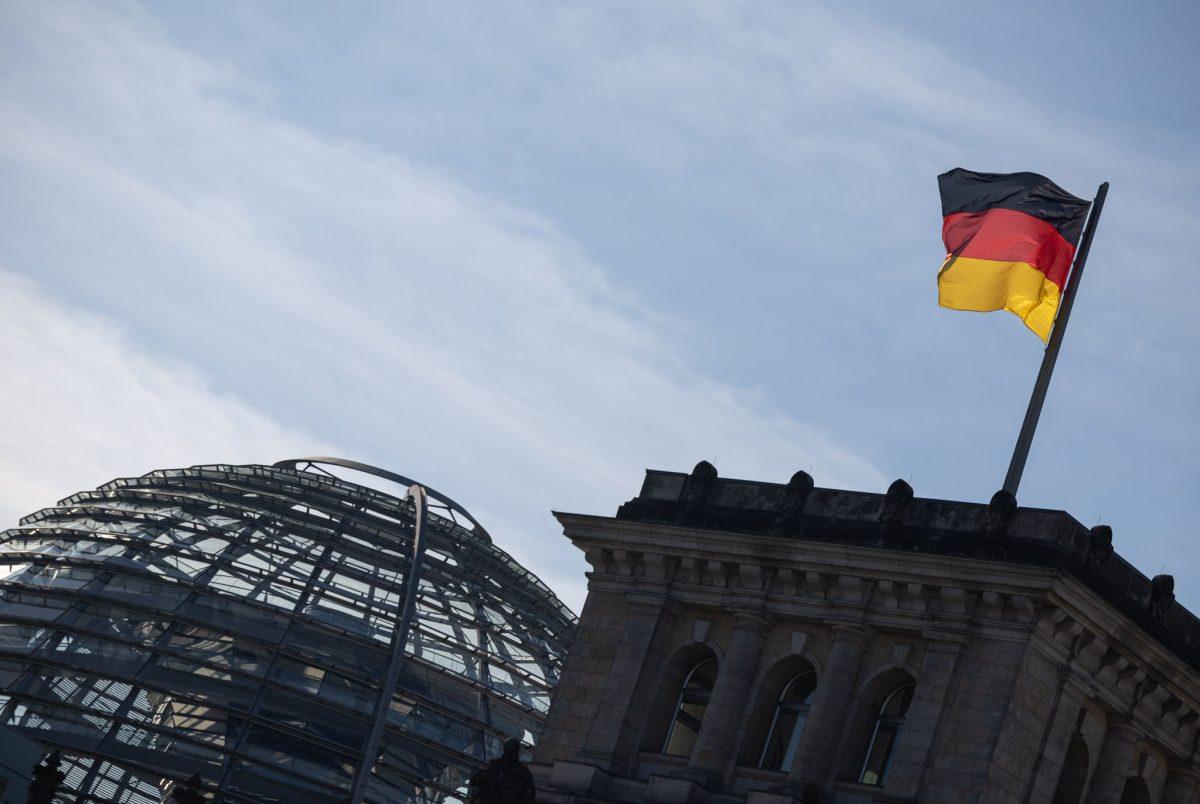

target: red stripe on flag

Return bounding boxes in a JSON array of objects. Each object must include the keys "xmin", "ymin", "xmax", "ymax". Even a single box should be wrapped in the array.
[{"xmin": 942, "ymin": 208, "xmax": 1077, "ymax": 289}]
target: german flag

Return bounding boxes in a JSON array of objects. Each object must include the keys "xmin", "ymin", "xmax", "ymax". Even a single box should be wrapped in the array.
[{"xmin": 938, "ymin": 168, "xmax": 1091, "ymax": 342}]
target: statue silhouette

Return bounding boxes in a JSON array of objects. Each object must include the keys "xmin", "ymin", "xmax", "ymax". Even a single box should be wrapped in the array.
[
  {"xmin": 25, "ymin": 750, "xmax": 65, "ymax": 804},
  {"xmin": 467, "ymin": 738, "xmax": 536, "ymax": 804}
]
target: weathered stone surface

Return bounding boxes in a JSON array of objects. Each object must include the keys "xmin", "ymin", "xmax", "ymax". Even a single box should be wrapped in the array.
[{"xmin": 535, "ymin": 467, "xmax": 1200, "ymax": 803}]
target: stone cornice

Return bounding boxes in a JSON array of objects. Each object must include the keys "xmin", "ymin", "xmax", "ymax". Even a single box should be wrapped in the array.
[
  {"xmin": 559, "ymin": 510, "xmax": 1200, "ymax": 760},
  {"xmin": 564, "ymin": 513, "xmax": 1062, "ymax": 597},
  {"xmin": 584, "ymin": 466, "xmax": 1199, "ymax": 679}
]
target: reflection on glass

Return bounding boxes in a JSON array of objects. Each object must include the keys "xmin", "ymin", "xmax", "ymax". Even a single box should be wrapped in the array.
[
  {"xmin": 859, "ymin": 683, "xmax": 915, "ymax": 786},
  {"xmin": 759, "ymin": 671, "xmax": 817, "ymax": 771},
  {"xmin": 0, "ymin": 462, "xmax": 575, "ymax": 803},
  {"xmin": 663, "ymin": 658, "xmax": 717, "ymax": 757}
]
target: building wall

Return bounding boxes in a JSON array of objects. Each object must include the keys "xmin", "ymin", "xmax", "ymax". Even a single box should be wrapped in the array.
[{"xmin": 532, "ymin": 503, "xmax": 1200, "ymax": 804}]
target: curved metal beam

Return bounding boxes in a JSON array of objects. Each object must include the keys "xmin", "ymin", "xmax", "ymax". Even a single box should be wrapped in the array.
[
  {"xmin": 274, "ymin": 456, "xmax": 491, "ymax": 542},
  {"xmin": 348, "ymin": 483, "xmax": 430, "ymax": 804},
  {"xmin": 0, "ymin": 462, "xmax": 573, "ymax": 802}
]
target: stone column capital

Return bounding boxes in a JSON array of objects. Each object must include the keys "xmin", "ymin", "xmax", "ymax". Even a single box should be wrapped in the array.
[
  {"xmin": 625, "ymin": 592, "xmax": 680, "ymax": 624},
  {"xmin": 830, "ymin": 623, "xmax": 872, "ymax": 650},
  {"xmin": 923, "ymin": 637, "xmax": 966, "ymax": 655},
  {"xmin": 1087, "ymin": 716, "xmax": 1145, "ymax": 804},
  {"xmin": 1166, "ymin": 759, "xmax": 1200, "ymax": 787},
  {"xmin": 688, "ymin": 610, "xmax": 771, "ymax": 784},
  {"xmin": 1162, "ymin": 760, "xmax": 1200, "ymax": 804},
  {"xmin": 1103, "ymin": 717, "xmax": 1142, "ymax": 742},
  {"xmin": 787, "ymin": 621, "xmax": 871, "ymax": 785},
  {"xmin": 731, "ymin": 610, "xmax": 773, "ymax": 634},
  {"xmin": 1060, "ymin": 670, "xmax": 1094, "ymax": 703}
]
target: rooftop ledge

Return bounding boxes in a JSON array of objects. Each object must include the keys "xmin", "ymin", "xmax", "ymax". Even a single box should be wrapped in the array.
[{"xmin": 610, "ymin": 462, "xmax": 1198, "ymax": 672}]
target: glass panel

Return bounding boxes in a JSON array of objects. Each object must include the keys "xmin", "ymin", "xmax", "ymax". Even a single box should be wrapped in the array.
[
  {"xmin": 6, "ymin": 701, "xmax": 112, "ymax": 746},
  {"xmin": 226, "ymin": 759, "xmax": 346, "ymax": 804},
  {"xmin": 663, "ymin": 700, "xmax": 704, "ymax": 757},
  {"xmin": 781, "ymin": 672, "xmax": 817, "ymax": 704},
  {"xmin": 285, "ymin": 622, "xmax": 388, "ymax": 678},
  {"xmin": 177, "ymin": 596, "xmax": 287, "ymax": 643},
  {"xmin": 882, "ymin": 684, "xmax": 913, "ymax": 716},
  {"xmin": 26, "ymin": 564, "xmax": 99, "ymax": 590},
  {"xmin": 760, "ymin": 710, "xmax": 807, "ymax": 771},
  {"xmin": 387, "ymin": 696, "xmax": 485, "ymax": 760},
  {"xmin": 0, "ymin": 462, "xmax": 576, "ymax": 803},
  {"xmin": 759, "ymin": 671, "xmax": 817, "ymax": 769},
  {"xmin": 145, "ymin": 658, "xmax": 258, "ymax": 710},
  {"xmin": 0, "ymin": 658, "xmax": 23, "ymax": 687},
  {"xmin": 97, "ymin": 573, "xmax": 188, "ymax": 609},
  {"xmin": 0, "ymin": 623, "xmax": 51, "ymax": 653},
  {"xmin": 859, "ymin": 683, "xmax": 914, "ymax": 786},
  {"xmin": 317, "ymin": 669, "xmax": 376, "ymax": 714},
  {"xmin": 259, "ymin": 687, "xmax": 369, "ymax": 751},
  {"xmin": 168, "ymin": 627, "xmax": 235, "ymax": 666},
  {"xmin": 59, "ymin": 601, "xmax": 168, "ymax": 642},
  {"xmin": 241, "ymin": 723, "xmax": 357, "ymax": 787},
  {"xmin": 685, "ymin": 659, "xmax": 717, "ymax": 691},
  {"xmin": 0, "ymin": 590, "xmax": 71, "ymax": 621},
  {"xmin": 859, "ymin": 723, "xmax": 899, "ymax": 785},
  {"xmin": 45, "ymin": 633, "xmax": 147, "ymax": 677},
  {"xmin": 269, "ymin": 656, "xmax": 326, "ymax": 695},
  {"xmin": 662, "ymin": 659, "xmax": 717, "ymax": 757}
]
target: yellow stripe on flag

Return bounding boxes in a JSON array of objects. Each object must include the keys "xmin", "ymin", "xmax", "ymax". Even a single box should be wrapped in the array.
[{"xmin": 937, "ymin": 256, "xmax": 1061, "ymax": 343}]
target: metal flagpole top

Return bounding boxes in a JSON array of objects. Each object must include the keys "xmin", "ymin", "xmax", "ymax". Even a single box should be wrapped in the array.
[{"xmin": 1001, "ymin": 181, "xmax": 1109, "ymax": 497}]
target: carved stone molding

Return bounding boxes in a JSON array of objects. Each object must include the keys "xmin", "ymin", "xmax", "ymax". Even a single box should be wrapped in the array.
[
  {"xmin": 681, "ymin": 460, "xmax": 718, "ymax": 526},
  {"xmin": 1087, "ymin": 525, "xmax": 1114, "ymax": 573},
  {"xmin": 1076, "ymin": 632, "xmax": 1110, "ymax": 672},
  {"xmin": 731, "ymin": 610, "xmax": 774, "ymax": 635},
  {"xmin": 770, "ymin": 470, "xmax": 814, "ymax": 537},
  {"xmin": 829, "ymin": 622, "xmax": 873, "ymax": 651},
  {"xmin": 984, "ymin": 489, "xmax": 1017, "ymax": 537},
  {"xmin": 572, "ymin": 529, "xmax": 1200, "ymax": 765},
  {"xmin": 1151, "ymin": 574, "xmax": 1176, "ymax": 624},
  {"xmin": 880, "ymin": 479, "xmax": 914, "ymax": 533}
]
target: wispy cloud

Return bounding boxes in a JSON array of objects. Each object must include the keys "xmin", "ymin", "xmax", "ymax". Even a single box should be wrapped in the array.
[
  {"xmin": 0, "ymin": 2, "xmax": 889, "ymax": 610},
  {"xmin": 0, "ymin": 271, "xmax": 332, "ymax": 527},
  {"xmin": 2, "ymin": 0, "xmax": 1196, "ymax": 610}
]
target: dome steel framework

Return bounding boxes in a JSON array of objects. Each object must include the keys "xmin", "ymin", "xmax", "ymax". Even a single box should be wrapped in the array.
[{"xmin": 0, "ymin": 459, "xmax": 575, "ymax": 803}]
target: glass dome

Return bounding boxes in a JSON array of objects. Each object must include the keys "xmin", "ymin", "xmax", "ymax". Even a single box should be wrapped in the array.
[{"xmin": 0, "ymin": 459, "xmax": 575, "ymax": 803}]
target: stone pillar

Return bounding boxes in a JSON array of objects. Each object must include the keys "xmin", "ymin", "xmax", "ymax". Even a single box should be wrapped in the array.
[
  {"xmin": 1085, "ymin": 719, "xmax": 1140, "ymax": 804},
  {"xmin": 1161, "ymin": 761, "xmax": 1200, "ymax": 804},
  {"xmin": 687, "ymin": 611, "xmax": 771, "ymax": 786},
  {"xmin": 580, "ymin": 597, "xmax": 676, "ymax": 763},
  {"xmin": 884, "ymin": 640, "xmax": 963, "ymax": 798},
  {"xmin": 1025, "ymin": 676, "xmax": 1089, "ymax": 803},
  {"xmin": 787, "ymin": 624, "xmax": 871, "ymax": 787},
  {"xmin": 546, "ymin": 586, "xmax": 677, "ymax": 800}
]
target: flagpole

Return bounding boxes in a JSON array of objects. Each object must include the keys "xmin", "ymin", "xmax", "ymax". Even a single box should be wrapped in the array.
[{"xmin": 1002, "ymin": 181, "xmax": 1109, "ymax": 497}]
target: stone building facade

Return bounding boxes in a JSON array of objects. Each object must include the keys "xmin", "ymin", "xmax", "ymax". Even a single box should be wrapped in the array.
[{"xmin": 531, "ymin": 463, "xmax": 1200, "ymax": 803}]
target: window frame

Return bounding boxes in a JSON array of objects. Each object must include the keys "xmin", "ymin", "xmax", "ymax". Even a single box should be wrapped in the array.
[
  {"xmin": 857, "ymin": 682, "xmax": 915, "ymax": 786},
  {"xmin": 757, "ymin": 670, "xmax": 817, "ymax": 771},
  {"xmin": 661, "ymin": 657, "xmax": 717, "ymax": 757}
]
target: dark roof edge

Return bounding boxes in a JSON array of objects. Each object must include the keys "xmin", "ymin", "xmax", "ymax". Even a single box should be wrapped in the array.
[{"xmin": 612, "ymin": 467, "xmax": 1196, "ymax": 671}]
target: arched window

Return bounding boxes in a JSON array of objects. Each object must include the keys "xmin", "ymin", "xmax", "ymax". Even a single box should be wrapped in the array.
[
  {"xmin": 1051, "ymin": 733, "xmax": 1090, "ymax": 804},
  {"xmin": 758, "ymin": 671, "xmax": 817, "ymax": 770},
  {"xmin": 1119, "ymin": 777, "xmax": 1151, "ymax": 804},
  {"xmin": 662, "ymin": 657, "xmax": 717, "ymax": 757},
  {"xmin": 858, "ymin": 682, "xmax": 914, "ymax": 786}
]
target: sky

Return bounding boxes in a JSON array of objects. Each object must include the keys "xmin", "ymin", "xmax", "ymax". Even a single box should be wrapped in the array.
[{"xmin": 1, "ymin": 1, "xmax": 1197, "ymax": 613}]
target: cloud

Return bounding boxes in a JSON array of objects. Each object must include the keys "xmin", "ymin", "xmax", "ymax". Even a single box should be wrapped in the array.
[
  {"xmin": 0, "ymin": 2, "xmax": 887, "ymax": 611},
  {"xmin": 0, "ymin": 270, "xmax": 332, "ymax": 527},
  {"xmin": 4, "ymin": 0, "xmax": 1194, "ymax": 613}
]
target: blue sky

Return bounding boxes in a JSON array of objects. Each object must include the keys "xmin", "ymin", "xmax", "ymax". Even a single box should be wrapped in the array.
[{"xmin": 1, "ymin": 1, "xmax": 1197, "ymax": 612}]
